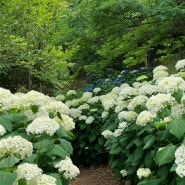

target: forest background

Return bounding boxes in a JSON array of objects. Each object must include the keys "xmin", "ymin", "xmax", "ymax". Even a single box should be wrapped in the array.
[{"xmin": 0, "ymin": 0, "xmax": 185, "ymax": 94}]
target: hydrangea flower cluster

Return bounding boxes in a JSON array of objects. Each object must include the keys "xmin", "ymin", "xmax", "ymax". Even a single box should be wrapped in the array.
[
  {"xmin": 0, "ymin": 136, "xmax": 33, "ymax": 159},
  {"xmin": 153, "ymin": 65, "xmax": 169, "ymax": 81},
  {"xmin": 55, "ymin": 114, "xmax": 75, "ymax": 132},
  {"xmin": 175, "ymin": 59, "xmax": 185, "ymax": 71},
  {"xmin": 55, "ymin": 156, "xmax": 80, "ymax": 179},
  {"xmin": 120, "ymin": 169, "xmax": 127, "ymax": 177},
  {"xmin": 14, "ymin": 163, "xmax": 57, "ymax": 185},
  {"xmin": 0, "ymin": 125, "xmax": 6, "ymax": 136},
  {"xmin": 175, "ymin": 145, "xmax": 185, "ymax": 177},
  {"xmin": 26, "ymin": 116, "xmax": 60, "ymax": 136},
  {"xmin": 136, "ymin": 168, "xmax": 151, "ymax": 179},
  {"xmin": 146, "ymin": 93, "xmax": 175, "ymax": 114},
  {"xmin": 136, "ymin": 110, "xmax": 156, "ymax": 126},
  {"xmin": 157, "ymin": 76, "xmax": 185, "ymax": 94},
  {"xmin": 101, "ymin": 130, "xmax": 113, "ymax": 138}
]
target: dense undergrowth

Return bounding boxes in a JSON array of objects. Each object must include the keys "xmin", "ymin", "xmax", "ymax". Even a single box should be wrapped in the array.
[{"xmin": 58, "ymin": 59, "xmax": 185, "ymax": 184}]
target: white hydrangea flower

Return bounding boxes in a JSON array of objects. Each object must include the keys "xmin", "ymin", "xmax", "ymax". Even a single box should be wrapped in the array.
[
  {"xmin": 146, "ymin": 93, "xmax": 175, "ymax": 113},
  {"xmin": 128, "ymin": 95, "xmax": 148, "ymax": 111},
  {"xmin": 137, "ymin": 168, "xmax": 151, "ymax": 179},
  {"xmin": 85, "ymin": 116, "xmax": 94, "ymax": 124},
  {"xmin": 93, "ymin": 87, "xmax": 101, "ymax": 94},
  {"xmin": 113, "ymin": 128, "xmax": 123, "ymax": 137},
  {"xmin": 132, "ymin": 82, "xmax": 142, "ymax": 89},
  {"xmin": 66, "ymin": 90, "xmax": 77, "ymax": 96},
  {"xmin": 136, "ymin": 110, "xmax": 156, "ymax": 126},
  {"xmin": 171, "ymin": 103, "xmax": 185, "ymax": 119},
  {"xmin": 139, "ymin": 84, "xmax": 158, "ymax": 95},
  {"xmin": 70, "ymin": 108, "xmax": 82, "ymax": 119},
  {"xmin": 24, "ymin": 107, "xmax": 48, "ymax": 121},
  {"xmin": 101, "ymin": 111, "xmax": 109, "ymax": 118},
  {"xmin": 101, "ymin": 130, "xmax": 113, "ymax": 138},
  {"xmin": 55, "ymin": 156, "xmax": 80, "ymax": 180},
  {"xmin": 157, "ymin": 76, "xmax": 185, "ymax": 94},
  {"xmin": 175, "ymin": 145, "xmax": 185, "ymax": 165},
  {"xmin": 78, "ymin": 103, "xmax": 90, "ymax": 111},
  {"xmin": 114, "ymin": 100, "xmax": 129, "ymax": 113},
  {"xmin": 118, "ymin": 111, "xmax": 127, "ymax": 121},
  {"xmin": 176, "ymin": 164, "xmax": 185, "ymax": 178},
  {"xmin": 0, "ymin": 136, "xmax": 33, "ymax": 159},
  {"xmin": 119, "ymin": 87, "xmax": 138, "ymax": 100},
  {"xmin": 120, "ymin": 83, "xmax": 130, "ymax": 89},
  {"xmin": 65, "ymin": 100, "xmax": 73, "ymax": 108},
  {"xmin": 153, "ymin": 70, "xmax": 169, "ymax": 81},
  {"xmin": 55, "ymin": 94, "xmax": 65, "ymax": 101},
  {"xmin": 78, "ymin": 115, "xmax": 88, "ymax": 120},
  {"xmin": 16, "ymin": 163, "xmax": 42, "ymax": 182},
  {"xmin": 175, "ymin": 59, "xmax": 185, "ymax": 71},
  {"xmin": 0, "ymin": 88, "xmax": 18, "ymax": 110},
  {"xmin": 120, "ymin": 169, "xmax": 127, "ymax": 177},
  {"xmin": 42, "ymin": 100, "xmax": 70, "ymax": 115},
  {"xmin": 87, "ymin": 96, "xmax": 100, "ymax": 104},
  {"xmin": 26, "ymin": 116, "xmax": 60, "ymax": 136},
  {"xmin": 100, "ymin": 93, "xmax": 117, "ymax": 111},
  {"xmin": 37, "ymin": 174, "xmax": 57, "ymax": 185},
  {"xmin": 118, "ymin": 111, "xmax": 138, "ymax": 122},
  {"xmin": 0, "ymin": 125, "xmax": 6, "ymax": 136},
  {"xmin": 111, "ymin": 87, "xmax": 121, "ymax": 94},
  {"xmin": 118, "ymin": 121, "xmax": 128, "ymax": 129},
  {"xmin": 153, "ymin": 65, "xmax": 168, "ymax": 73},
  {"xmin": 55, "ymin": 114, "xmax": 75, "ymax": 132},
  {"xmin": 82, "ymin": 92, "xmax": 93, "ymax": 99},
  {"xmin": 22, "ymin": 90, "xmax": 50, "ymax": 109}
]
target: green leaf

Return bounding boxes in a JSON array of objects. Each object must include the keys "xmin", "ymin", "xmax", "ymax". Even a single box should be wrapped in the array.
[
  {"xmin": 0, "ymin": 171, "xmax": 17, "ymax": 185},
  {"xmin": 89, "ymin": 134, "xmax": 96, "ymax": 142},
  {"xmin": 30, "ymin": 105, "xmax": 39, "ymax": 113},
  {"xmin": 172, "ymin": 89, "xmax": 183, "ymax": 103},
  {"xmin": 168, "ymin": 118, "xmax": 185, "ymax": 139},
  {"xmin": 98, "ymin": 137, "xmax": 104, "ymax": 145},
  {"xmin": 153, "ymin": 122, "xmax": 167, "ymax": 130},
  {"xmin": 0, "ymin": 156, "xmax": 19, "ymax": 168},
  {"xmin": 132, "ymin": 146, "xmax": 143, "ymax": 166},
  {"xmin": 18, "ymin": 178, "xmax": 26, "ymax": 185},
  {"xmin": 34, "ymin": 138, "xmax": 54, "ymax": 151},
  {"xmin": 143, "ymin": 135, "xmax": 155, "ymax": 150},
  {"xmin": 154, "ymin": 144, "xmax": 177, "ymax": 166},
  {"xmin": 49, "ymin": 144, "xmax": 67, "ymax": 158},
  {"xmin": 110, "ymin": 145, "xmax": 122, "ymax": 155},
  {"xmin": 137, "ymin": 179, "xmax": 161, "ymax": 185},
  {"xmin": 157, "ymin": 165, "xmax": 168, "ymax": 181},
  {"xmin": 0, "ymin": 116, "xmax": 12, "ymax": 132},
  {"xmin": 7, "ymin": 113, "xmax": 27, "ymax": 123},
  {"xmin": 59, "ymin": 139, "xmax": 73, "ymax": 155}
]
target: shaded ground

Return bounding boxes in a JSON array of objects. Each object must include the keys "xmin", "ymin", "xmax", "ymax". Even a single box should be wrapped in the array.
[{"xmin": 69, "ymin": 164, "xmax": 124, "ymax": 185}]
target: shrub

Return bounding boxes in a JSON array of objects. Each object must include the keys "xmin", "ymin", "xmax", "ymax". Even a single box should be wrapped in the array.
[{"xmin": 0, "ymin": 89, "xmax": 79, "ymax": 185}]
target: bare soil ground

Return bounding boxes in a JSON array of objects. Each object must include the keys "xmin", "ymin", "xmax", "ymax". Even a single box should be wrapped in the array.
[{"xmin": 69, "ymin": 164, "xmax": 124, "ymax": 185}]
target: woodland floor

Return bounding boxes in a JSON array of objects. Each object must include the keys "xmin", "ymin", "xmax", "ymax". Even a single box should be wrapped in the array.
[{"xmin": 69, "ymin": 164, "xmax": 124, "ymax": 185}]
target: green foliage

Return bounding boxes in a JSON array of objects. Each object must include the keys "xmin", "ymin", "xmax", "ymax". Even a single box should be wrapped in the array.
[
  {"xmin": 0, "ymin": 171, "xmax": 17, "ymax": 185},
  {"xmin": 0, "ymin": 0, "xmax": 73, "ymax": 93},
  {"xmin": 58, "ymin": 0, "xmax": 185, "ymax": 74},
  {"xmin": 0, "ymin": 89, "xmax": 78, "ymax": 184}
]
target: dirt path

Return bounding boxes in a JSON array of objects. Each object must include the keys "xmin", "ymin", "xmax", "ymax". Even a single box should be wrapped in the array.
[{"xmin": 69, "ymin": 164, "xmax": 123, "ymax": 185}]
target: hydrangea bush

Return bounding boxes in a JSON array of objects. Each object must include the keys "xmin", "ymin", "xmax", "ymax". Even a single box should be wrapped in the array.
[
  {"xmin": 101, "ymin": 59, "xmax": 185, "ymax": 184},
  {"xmin": 61, "ymin": 90, "xmax": 106, "ymax": 166},
  {"xmin": 57, "ymin": 66, "xmax": 153, "ymax": 167},
  {"xmin": 0, "ymin": 89, "xmax": 79, "ymax": 185},
  {"xmin": 59, "ymin": 59, "xmax": 185, "ymax": 184}
]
